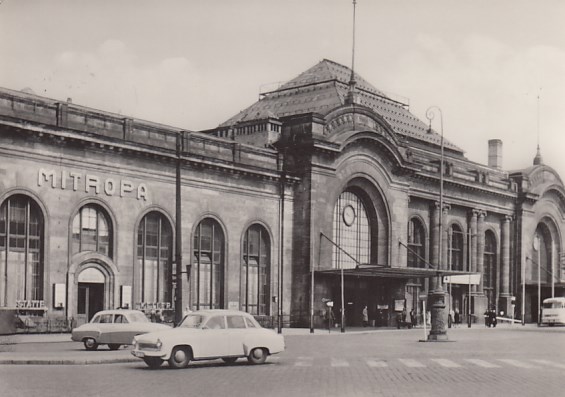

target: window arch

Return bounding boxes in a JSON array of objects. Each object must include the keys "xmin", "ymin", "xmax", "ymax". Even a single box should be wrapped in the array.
[
  {"xmin": 72, "ymin": 204, "xmax": 113, "ymax": 258},
  {"xmin": 193, "ymin": 218, "xmax": 225, "ymax": 310},
  {"xmin": 0, "ymin": 195, "xmax": 44, "ymax": 304},
  {"xmin": 484, "ymin": 230, "xmax": 497, "ymax": 306},
  {"xmin": 448, "ymin": 224, "xmax": 464, "ymax": 271},
  {"xmin": 407, "ymin": 218, "xmax": 426, "ymax": 268},
  {"xmin": 242, "ymin": 224, "xmax": 270, "ymax": 315},
  {"xmin": 137, "ymin": 211, "xmax": 173, "ymax": 304},
  {"xmin": 332, "ymin": 190, "xmax": 371, "ymax": 269}
]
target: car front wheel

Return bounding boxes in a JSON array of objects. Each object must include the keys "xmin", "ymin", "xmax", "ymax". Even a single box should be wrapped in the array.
[
  {"xmin": 168, "ymin": 346, "xmax": 191, "ymax": 369},
  {"xmin": 108, "ymin": 344, "xmax": 120, "ymax": 350},
  {"xmin": 83, "ymin": 338, "xmax": 98, "ymax": 351},
  {"xmin": 247, "ymin": 348, "xmax": 268, "ymax": 365},
  {"xmin": 143, "ymin": 357, "xmax": 163, "ymax": 369}
]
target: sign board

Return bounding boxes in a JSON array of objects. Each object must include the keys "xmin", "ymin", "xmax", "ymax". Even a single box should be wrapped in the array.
[
  {"xmin": 443, "ymin": 274, "xmax": 481, "ymax": 285},
  {"xmin": 53, "ymin": 283, "xmax": 66, "ymax": 309},
  {"xmin": 120, "ymin": 285, "xmax": 132, "ymax": 309},
  {"xmin": 394, "ymin": 299, "xmax": 405, "ymax": 312}
]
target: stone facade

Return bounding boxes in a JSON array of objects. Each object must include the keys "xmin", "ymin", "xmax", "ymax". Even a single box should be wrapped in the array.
[{"xmin": 1, "ymin": 59, "xmax": 564, "ymax": 329}]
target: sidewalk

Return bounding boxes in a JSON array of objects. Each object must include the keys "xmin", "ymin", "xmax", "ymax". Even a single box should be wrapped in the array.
[{"xmin": 0, "ymin": 323, "xmax": 544, "ymax": 365}]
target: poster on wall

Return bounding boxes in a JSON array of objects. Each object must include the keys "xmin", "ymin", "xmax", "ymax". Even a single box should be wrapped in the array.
[
  {"xmin": 53, "ymin": 283, "xmax": 66, "ymax": 309},
  {"xmin": 394, "ymin": 299, "xmax": 405, "ymax": 312},
  {"xmin": 121, "ymin": 285, "xmax": 132, "ymax": 309}
]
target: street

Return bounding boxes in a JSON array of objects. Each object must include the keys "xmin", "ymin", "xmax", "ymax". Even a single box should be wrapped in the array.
[{"xmin": 1, "ymin": 326, "xmax": 565, "ymax": 397}]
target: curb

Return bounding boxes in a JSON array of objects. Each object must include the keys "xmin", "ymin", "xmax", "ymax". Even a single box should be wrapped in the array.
[{"xmin": 0, "ymin": 357, "xmax": 138, "ymax": 365}]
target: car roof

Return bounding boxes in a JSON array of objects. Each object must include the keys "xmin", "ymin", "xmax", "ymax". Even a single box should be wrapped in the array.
[
  {"xmin": 93, "ymin": 309, "xmax": 144, "ymax": 315},
  {"xmin": 190, "ymin": 309, "xmax": 254, "ymax": 317}
]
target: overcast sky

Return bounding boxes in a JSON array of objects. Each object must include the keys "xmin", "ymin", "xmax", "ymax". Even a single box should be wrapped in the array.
[{"xmin": 1, "ymin": 0, "xmax": 564, "ymax": 177}]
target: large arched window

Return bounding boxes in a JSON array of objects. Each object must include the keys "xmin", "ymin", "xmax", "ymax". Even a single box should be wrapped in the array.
[
  {"xmin": 242, "ymin": 224, "xmax": 270, "ymax": 315},
  {"xmin": 448, "ymin": 224, "xmax": 464, "ymax": 271},
  {"xmin": 137, "ymin": 212, "xmax": 173, "ymax": 304},
  {"xmin": 193, "ymin": 218, "xmax": 224, "ymax": 310},
  {"xmin": 533, "ymin": 224, "xmax": 553, "ymax": 284},
  {"xmin": 484, "ymin": 230, "xmax": 497, "ymax": 306},
  {"xmin": 407, "ymin": 218, "xmax": 426, "ymax": 268},
  {"xmin": 0, "ymin": 195, "xmax": 44, "ymax": 304},
  {"xmin": 332, "ymin": 190, "xmax": 371, "ymax": 269},
  {"xmin": 72, "ymin": 205, "xmax": 112, "ymax": 258}
]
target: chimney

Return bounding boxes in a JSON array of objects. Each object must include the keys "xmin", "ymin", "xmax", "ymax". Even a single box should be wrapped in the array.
[{"xmin": 488, "ymin": 139, "xmax": 502, "ymax": 170}]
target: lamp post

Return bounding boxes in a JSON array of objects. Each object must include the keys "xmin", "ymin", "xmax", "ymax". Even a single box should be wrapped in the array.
[
  {"xmin": 174, "ymin": 132, "xmax": 184, "ymax": 325},
  {"xmin": 425, "ymin": 106, "xmax": 448, "ymax": 341}
]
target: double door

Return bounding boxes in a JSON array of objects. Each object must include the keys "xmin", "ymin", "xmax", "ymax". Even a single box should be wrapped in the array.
[{"xmin": 77, "ymin": 282, "xmax": 104, "ymax": 325}]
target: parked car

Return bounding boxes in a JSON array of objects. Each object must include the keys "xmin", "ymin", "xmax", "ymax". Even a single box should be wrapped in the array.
[
  {"xmin": 71, "ymin": 309, "xmax": 170, "ymax": 351},
  {"xmin": 131, "ymin": 309, "xmax": 285, "ymax": 369}
]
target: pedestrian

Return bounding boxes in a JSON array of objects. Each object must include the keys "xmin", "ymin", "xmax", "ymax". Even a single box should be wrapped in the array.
[
  {"xmin": 362, "ymin": 305, "xmax": 369, "ymax": 327},
  {"xmin": 150, "ymin": 309, "xmax": 157, "ymax": 323},
  {"xmin": 401, "ymin": 307, "xmax": 407, "ymax": 323},
  {"xmin": 454, "ymin": 308, "xmax": 460, "ymax": 328},
  {"xmin": 448, "ymin": 309, "xmax": 454, "ymax": 328},
  {"xmin": 410, "ymin": 309, "xmax": 416, "ymax": 327},
  {"xmin": 426, "ymin": 311, "xmax": 431, "ymax": 326}
]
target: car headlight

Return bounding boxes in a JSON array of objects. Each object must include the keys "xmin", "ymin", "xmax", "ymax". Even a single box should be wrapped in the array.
[
  {"xmin": 132, "ymin": 339, "xmax": 138, "ymax": 349},
  {"xmin": 156, "ymin": 339, "xmax": 163, "ymax": 350}
]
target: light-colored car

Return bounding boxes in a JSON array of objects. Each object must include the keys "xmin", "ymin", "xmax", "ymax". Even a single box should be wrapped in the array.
[
  {"xmin": 131, "ymin": 309, "xmax": 285, "ymax": 369},
  {"xmin": 71, "ymin": 309, "xmax": 171, "ymax": 351}
]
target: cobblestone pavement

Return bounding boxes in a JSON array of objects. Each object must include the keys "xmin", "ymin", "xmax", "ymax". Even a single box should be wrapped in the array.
[{"xmin": 1, "ymin": 326, "xmax": 565, "ymax": 397}]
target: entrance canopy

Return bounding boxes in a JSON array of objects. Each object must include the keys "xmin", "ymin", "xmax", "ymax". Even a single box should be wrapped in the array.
[{"xmin": 316, "ymin": 265, "xmax": 478, "ymax": 280}]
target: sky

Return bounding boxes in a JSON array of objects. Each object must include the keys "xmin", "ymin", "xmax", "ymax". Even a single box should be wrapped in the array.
[{"xmin": 1, "ymin": 0, "xmax": 564, "ymax": 177}]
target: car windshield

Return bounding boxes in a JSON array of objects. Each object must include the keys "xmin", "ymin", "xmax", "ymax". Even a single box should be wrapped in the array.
[
  {"xmin": 129, "ymin": 312, "xmax": 150, "ymax": 323},
  {"xmin": 179, "ymin": 314, "xmax": 205, "ymax": 328}
]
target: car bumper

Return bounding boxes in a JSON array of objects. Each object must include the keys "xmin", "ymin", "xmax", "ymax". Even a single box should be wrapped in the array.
[{"xmin": 131, "ymin": 349, "xmax": 167, "ymax": 359}]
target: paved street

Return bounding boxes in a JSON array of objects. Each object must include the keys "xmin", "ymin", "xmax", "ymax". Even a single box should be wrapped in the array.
[{"xmin": 1, "ymin": 326, "xmax": 565, "ymax": 397}]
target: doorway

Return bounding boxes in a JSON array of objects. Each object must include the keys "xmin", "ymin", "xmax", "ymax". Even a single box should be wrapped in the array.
[{"xmin": 76, "ymin": 266, "xmax": 106, "ymax": 325}]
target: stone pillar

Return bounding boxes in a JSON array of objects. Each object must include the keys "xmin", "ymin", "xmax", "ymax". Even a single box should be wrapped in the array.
[
  {"xmin": 499, "ymin": 215, "xmax": 513, "ymax": 317},
  {"xmin": 477, "ymin": 211, "xmax": 486, "ymax": 294},
  {"xmin": 470, "ymin": 210, "xmax": 479, "ymax": 292},
  {"xmin": 430, "ymin": 202, "xmax": 441, "ymax": 291}
]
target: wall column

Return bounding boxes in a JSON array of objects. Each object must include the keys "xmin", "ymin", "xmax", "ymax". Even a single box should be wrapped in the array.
[
  {"xmin": 501, "ymin": 215, "xmax": 511, "ymax": 297},
  {"xmin": 470, "ymin": 210, "xmax": 479, "ymax": 292},
  {"xmin": 477, "ymin": 211, "xmax": 486, "ymax": 294}
]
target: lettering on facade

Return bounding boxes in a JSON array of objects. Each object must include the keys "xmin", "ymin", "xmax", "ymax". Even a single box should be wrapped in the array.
[
  {"xmin": 16, "ymin": 300, "xmax": 46, "ymax": 309},
  {"xmin": 38, "ymin": 169, "xmax": 148, "ymax": 200},
  {"xmin": 135, "ymin": 302, "xmax": 172, "ymax": 311}
]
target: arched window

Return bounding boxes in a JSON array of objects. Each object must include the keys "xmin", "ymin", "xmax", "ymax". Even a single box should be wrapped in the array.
[
  {"xmin": 137, "ymin": 212, "xmax": 173, "ymax": 304},
  {"xmin": 448, "ymin": 224, "xmax": 463, "ymax": 271},
  {"xmin": 332, "ymin": 190, "xmax": 371, "ymax": 269},
  {"xmin": 242, "ymin": 224, "xmax": 270, "ymax": 315},
  {"xmin": 0, "ymin": 195, "xmax": 44, "ymax": 304},
  {"xmin": 193, "ymin": 218, "xmax": 224, "ymax": 310},
  {"xmin": 533, "ymin": 224, "xmax": 552, "ymax": 284},
  {"xmin": 407, "ymin": 218, "xmax": 426, "ymax": 268},
  {"xmin": 484, "ymin": 230, "xmax": 497, "ymax": 306},
  {"xmin": 72, "ymin": 205, "xmax": 112, "ymax": 258}
]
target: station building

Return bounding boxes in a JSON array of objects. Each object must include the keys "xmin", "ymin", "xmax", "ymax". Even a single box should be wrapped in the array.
[{"xmin": 1, "ymin": 59, "xmax": 564, "ymax": 329}]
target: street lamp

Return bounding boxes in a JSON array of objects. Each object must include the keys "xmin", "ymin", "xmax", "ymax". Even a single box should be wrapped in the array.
[{"xmin": 425, "ymin": 105, "xmax": 448, "ymax": 341}]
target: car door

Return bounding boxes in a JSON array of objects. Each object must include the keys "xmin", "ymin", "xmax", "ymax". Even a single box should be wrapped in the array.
[
  {"xmin": 225, "ymin": 315, "xmax": 248, "ymax": 356},
  {"xmin": 96, "ymin": 313, "xmax": 115, "ymax": 344},
  {"xmin": 197, "ymin": 315, "xmax": 228, "ymax": 358},
  {"xmin": 110, "ymin": 314, "xmax": 132, "ymax": 344}
]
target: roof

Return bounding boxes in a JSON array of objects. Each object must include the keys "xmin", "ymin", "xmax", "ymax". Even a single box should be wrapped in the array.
[{"xmin": 219, "ymin": 59, "xmax": 463, "ymax": 153}]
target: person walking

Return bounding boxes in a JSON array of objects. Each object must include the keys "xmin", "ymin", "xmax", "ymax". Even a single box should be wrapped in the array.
[
  {"xmin": 410, "ymin": 309, "xmax": 416, "ymax": 327},
  {"xmin": 362, "ymin": 305, "xmax": 369, "ymax": 327},
  {"xmin": 454, "ymin": 308, "xmax": 460, "ymax": 328}
]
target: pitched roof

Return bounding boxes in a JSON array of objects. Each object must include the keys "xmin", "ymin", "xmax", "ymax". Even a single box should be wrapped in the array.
[{"xmin": 219, "ymin": 59, "xmax": 463, "ymax": 153}]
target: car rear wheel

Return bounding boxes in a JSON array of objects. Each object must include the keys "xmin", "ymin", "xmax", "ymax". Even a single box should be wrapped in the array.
[
  {"xmin": 222, "ymin": 357, "xmax": 238, "ymax": 364},
  {"xmin": 168, "ymin": 346, "xmax": 191, "ymax": 369},
  {"xmin": 143, "ymin": 357, "xmax": 163, "ymax": 369},
  {"xmin": 108, "ymin": 344, "xmax": 121, "ymax": 350},
  {"xmin": 83, "ymin": 338, "xmax": 98, "ymax": 351},
  {"xmin": 247, "ymin": 348, "xmax": 268, "ymax": 365}
]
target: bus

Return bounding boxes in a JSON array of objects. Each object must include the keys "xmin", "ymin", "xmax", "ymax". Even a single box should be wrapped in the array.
[{"xmin": 541, "ymin": 297, "xmax": 565, "ymax": 326}]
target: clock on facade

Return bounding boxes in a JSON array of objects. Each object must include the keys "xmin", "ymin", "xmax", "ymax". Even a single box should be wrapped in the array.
[{"xmin": 342, "ymin": 205, "xmax": 356, "ymax": 226}]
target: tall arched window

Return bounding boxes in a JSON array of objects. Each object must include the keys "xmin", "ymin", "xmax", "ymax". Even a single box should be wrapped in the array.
[
  {"xmin": 137, "ymin": 212, "xmax": 173, "ymax": 304},
  {"xmin": 533, "ymin": 224, "xmax": 552, "ymax": 284},
  {"xmin": 332, "ymin": 190, "xmax": 371, "ymax": 269},
  {"xmin": 448, "ymin": 224, "xmax": 463, "ymax": 271},
  {"xmin": 193, "ymin": 218, "xmax": 224, "ymax": 310},
  {"xmin": 407, "ymin": 218, "xmax": 426, "ymax": 268},
  {"xmin": 0, "ymin": 195, "xmax": 44, "ymax": 304},
  {"xmin": 484, "ymin": 230, "xmax": 497, "ymax": 306},
  {"xmin": 72, "ymin": 205, "xmax": 112, "ymax": 258},
  {"xmin": 242, "ymin": 224, "xmax": 270, "ymax": 315}
]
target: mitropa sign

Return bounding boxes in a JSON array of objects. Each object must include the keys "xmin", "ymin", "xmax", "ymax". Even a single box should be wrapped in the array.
[{"xmin": 443, "ymin": 274, "xmax": 481, "ymax": 285}]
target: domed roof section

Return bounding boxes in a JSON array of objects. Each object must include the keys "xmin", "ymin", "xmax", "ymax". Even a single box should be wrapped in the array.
[{"xmin": 218, "ymin": 59, "xmax": 463, "ymax": 153}]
